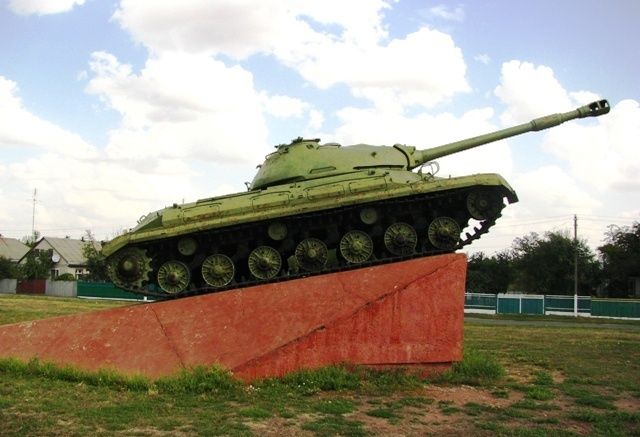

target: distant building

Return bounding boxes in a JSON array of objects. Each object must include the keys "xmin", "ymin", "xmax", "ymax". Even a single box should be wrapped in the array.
[
  {"xmin": 0, "ymin": 236, "xmax": 30, "ymax": 262},
  {"xmin": 19, "ymin": 236, "xmax": 101, "ymax": 279}
]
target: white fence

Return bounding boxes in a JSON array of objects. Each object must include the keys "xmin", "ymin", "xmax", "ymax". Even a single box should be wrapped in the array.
[
  {"xmin": 465, "ymin": 292, "xmax": 592, "ymax": 316},
  {"xmin": 0, "ymin": 279, "xmax": 17, "ymax": 294},
  {"xmin": 0, "ymin": 280, "xmax": 77, "ymax": 297},
  {"xmin": 45, "ymin": 281, "xmax": 77, "ymax": 297}
]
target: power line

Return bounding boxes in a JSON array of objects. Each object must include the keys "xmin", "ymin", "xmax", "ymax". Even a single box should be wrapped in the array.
[
  {"xmin": 580, "ymin": 215, "xmax": 639, "ymax": 223},
  {"xmin": 494, "ymin": 217, "xmax": 573, "ymax": 228}
]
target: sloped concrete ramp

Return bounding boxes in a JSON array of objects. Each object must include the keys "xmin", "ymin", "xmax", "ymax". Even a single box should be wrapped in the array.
[{"xmin": 0, "ymin": 254, "xmax": 466, "ymax": 381}]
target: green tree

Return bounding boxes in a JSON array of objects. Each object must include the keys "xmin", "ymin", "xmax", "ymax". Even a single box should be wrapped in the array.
[
  {"xmin": 598, "ymin": 222, "xmax": 640, "ymax": 297},
  {"xmin": 21, "ymin": 230, "xmax": 41, "ymax": 248},
  {"xmin": 466, "ymin": 251, "xmax": 513, "ymax": 293},
  {"xmin": 55, "ymin": 273, "xmax": 76, "ymax": 281},
  {"xmin": 82, "ymin": 230, "xmax": 108, "ymax": 281},
  {"xmin": 20, "ymin": 249, "xmax": 53, "ymax": 280},
  {"xmin": 0, "ymin": 256, "xmax": 20, "ymax": 279},
  {"xmin": 510, "ymin": 231, "xmax": 601, "ymax": 295}
]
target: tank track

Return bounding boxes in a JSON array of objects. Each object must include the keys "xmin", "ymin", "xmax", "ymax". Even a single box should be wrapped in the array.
[{"xmin": 109, "ymin": 186, "xmax": 506, "ymax": 299}]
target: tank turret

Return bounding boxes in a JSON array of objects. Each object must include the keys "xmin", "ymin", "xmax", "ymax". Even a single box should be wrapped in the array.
[
  {"xmin": 251, "ymin": 100, "xmax": 610, "ymax": 190},
  {"xmin": 103, "ymin": 99, "xmax": 610, "ymax": 299}
]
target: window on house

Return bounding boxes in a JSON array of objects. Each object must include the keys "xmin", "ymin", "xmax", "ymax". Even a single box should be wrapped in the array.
[{"xmin": 50, "ymin": 269, "xmax": 59, "ymax": 279}]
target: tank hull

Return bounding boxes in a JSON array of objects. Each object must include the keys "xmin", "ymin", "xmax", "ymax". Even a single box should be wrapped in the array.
[{"xmin": 103, "ymin": 169, "xmax": 517, "ymax": 298}]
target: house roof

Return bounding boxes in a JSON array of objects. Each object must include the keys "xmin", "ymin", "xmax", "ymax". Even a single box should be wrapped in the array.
[
  {"xmin": 20, "ymin": 237, "xmax": 101, "ymax": 266},
  {"xmin": 0, "ymin": 237, "xmax": 30, "ymax": 262}
]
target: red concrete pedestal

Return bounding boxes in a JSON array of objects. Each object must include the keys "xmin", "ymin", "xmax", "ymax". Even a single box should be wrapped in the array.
[{"xmin": 0, "ymin": 254, "xmax": 466, "ymax": 381}]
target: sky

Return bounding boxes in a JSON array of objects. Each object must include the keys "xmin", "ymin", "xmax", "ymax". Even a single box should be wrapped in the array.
[{"xmin": 0, "ymin": 0, "xmax": 639, "ymax": 257}]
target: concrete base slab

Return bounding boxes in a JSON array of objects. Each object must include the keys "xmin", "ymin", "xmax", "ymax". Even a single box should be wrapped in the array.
[{"xmin": 0, "ymin": 254, "xmax": 466, "ymax": 381}]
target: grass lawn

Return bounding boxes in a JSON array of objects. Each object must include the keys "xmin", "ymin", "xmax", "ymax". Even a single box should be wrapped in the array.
[
  {"xmin": 1, "ymin": 294, "xmax": 639, "ymax": 436},
  {"xmin": 0, "ymin": 294, "xmax": 128, "ymax": 325}
]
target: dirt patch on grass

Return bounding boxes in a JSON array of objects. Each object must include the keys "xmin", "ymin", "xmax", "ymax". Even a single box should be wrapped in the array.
[
  {"xmin": 425, "ymin": 384, "xmax": 515, "ymax": 407},
  {"xmin": 117, "ymin": 427, "xmax": 195, "ymax": 436},
  {"xmin": 239, "ymin": 385, "xmax": 513, "ymax": 436},
  {"xmin": 245, "ymin": 417, "xmax": 315, "ymax": 437},
  {"xmin": 344, "ymin": 386, "xmax": 516, "ymax": 436},
  {"xmin": 615, "ymin": 393, "xmax": 640, "ymax": 413}
]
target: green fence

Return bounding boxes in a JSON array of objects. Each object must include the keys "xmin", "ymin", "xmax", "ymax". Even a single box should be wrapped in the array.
[
  {"xmin": 522, "ymin": 296, "xmax": 544, "ymax": 315},
  {"xmin": 464, "ymin": 293, "xmax": 496, "ymax": 311},
  {"xmin": 496, "ymin": 294, "xmax": 544, "ymax": 315},
  {"xmin": 77, "ymin": 282, "xmax": 150, "ymax": 301},
  {"xmin": 592, "ymin": 299, "xmax": 640, "ymax": 318},
  {"xmin": 544, "ymin": 295, "xmax": 591, "ymax": 314},
  {"xmin": 496, "ymin": 296, "xmax": 518, "ymax": 314},
  {"xmin": 465, "ymin": 293, "xmax": 640, "ymax": 319}
]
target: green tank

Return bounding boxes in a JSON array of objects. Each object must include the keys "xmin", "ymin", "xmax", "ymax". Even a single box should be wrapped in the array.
[{"xmin": 102, "ymin": 100, "xmax": 610, "ymax": 298}]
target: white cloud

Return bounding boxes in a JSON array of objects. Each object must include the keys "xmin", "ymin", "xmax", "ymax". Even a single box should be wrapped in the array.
[
  {"xmin": 0, "ymin": 76, "xmax": 96, "ymax": 159},
  {"xmin": 85, "ymin": 51, "xmax": 270, "ymax": 164},
  {"xmin": 427, "ymin": 5, "xmax": 465, "ymax": 22},
  {"xmin": 515, "ymin": 166, "xmax": 600, "ymax": 215},
  {"xmin": 495, "ymin": 60, "xmax": 574, "ymax": 125},
  {"xmin": 113, "ymin": 0, "xmax": 291, "ymax": 58},
  {"xmin": 287, "ymin": 27, "xmax": 469, "ymax": 109},
  {"xmin": 7, "ymin": 0, "xmax": 84, "ymax": 15},
  {"xmin": 3, "ymin": 152, "xmax": 200, "ymax": 237},
  {"xmin": 474, "ymin": 54, "xmax": 490, "ymax": 65},
  {"xmin": 307, "ymin": 109, "xmax": 325, "ymax": 131},
  {"xmin": 112, "ymin": 1, "xmax": 469, "ymax": 109},
  {"xmin": 0, "ymin": 75, "xmax": 197, "ymax": 238},
  {"xmin": 569, "ymin": 90, "xmax": 601, "ymax": 105},
  {"xmin": 0, "ymin": 68, "xmax": 270, "ymax": 240},
  {"xmin": 260, "ymin": 93, "xmax": 309, "ymax": 118},
  {"xmin": 484, "ymin": 60, "xmax": 640, "ymax": 254},
  {"xmin": 112, "ymin": 0, "xmax": 391, "ymax": 58},
  {"xmin": 542, "ymin": 99, "xmax": 640, "ymax": 192},
  {"xmin": 494, "ymin": 60, "xmax": 639, "ymax": 196}
]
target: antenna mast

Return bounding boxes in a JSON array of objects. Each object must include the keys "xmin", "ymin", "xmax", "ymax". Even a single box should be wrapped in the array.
[{"xmin": 31, "ymin": 188, "xmax": 37, "ymax": 237}]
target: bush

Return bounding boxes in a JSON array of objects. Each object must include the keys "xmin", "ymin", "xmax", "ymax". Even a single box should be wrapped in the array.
[
  {"xmin": 0, "ymin": 256, "xmax": 20, "ymax": 279},
  {"xmin": 55, "ymin": 273, "xmax": 76, "ymax": 281}
]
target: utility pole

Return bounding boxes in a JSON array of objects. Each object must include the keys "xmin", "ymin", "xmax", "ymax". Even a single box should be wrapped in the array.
[{"xmin": 574, "ymin": 214, "xmax": 578, "ymax": 317}]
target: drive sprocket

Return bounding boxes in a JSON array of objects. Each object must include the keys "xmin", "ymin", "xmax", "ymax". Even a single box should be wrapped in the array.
[{"xmin": 106, "ymin": 247, "xmax": 152, "ymax": 291}]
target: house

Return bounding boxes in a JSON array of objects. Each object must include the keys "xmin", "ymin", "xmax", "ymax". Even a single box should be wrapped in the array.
[
  {"xmin": 19, "ymin": 236, "xmax": 101, "ymax": 279},
  {"xmin": 0, "ymin": 236, "xmax": 30, "ymax": 262}
]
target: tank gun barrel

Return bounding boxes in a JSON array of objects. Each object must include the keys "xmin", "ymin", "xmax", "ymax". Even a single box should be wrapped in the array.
[{"xmin": 410, "ymin": 99, "xmax": 610, "ymax": 168}]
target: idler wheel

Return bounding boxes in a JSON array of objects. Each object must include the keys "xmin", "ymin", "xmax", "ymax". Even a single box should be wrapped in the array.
[
  {"xmin": 295, "ymin": 238, "xmax": 328, "ymax": 271},
  {"xmin": 466, "ymin": 189, "xmax": 503, "ymax": 220},
  {"xmin": 106, "ymin": 247, "xmax": 152, "ymax": 290},
  {"xmin": 248, "ymin": 246, "xmax": 282, "ymax": 280},
  {"xmin": 202, "ymin": 254, "xmax": 235, "ymax": 287},
  {"xmin": 428, "ymin": 217, "xmax": 461, "ymax": 250},
  {"xmin": 157, "ymin": 260, "xmax": 191, "ymax": 294},
  {"xmin": 384, "ymin": 222, "xmax": 417, "ymax": 256},
  {"xmin": 339, "ymin": 230, "xmax": 373, "ymax": 264}
]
